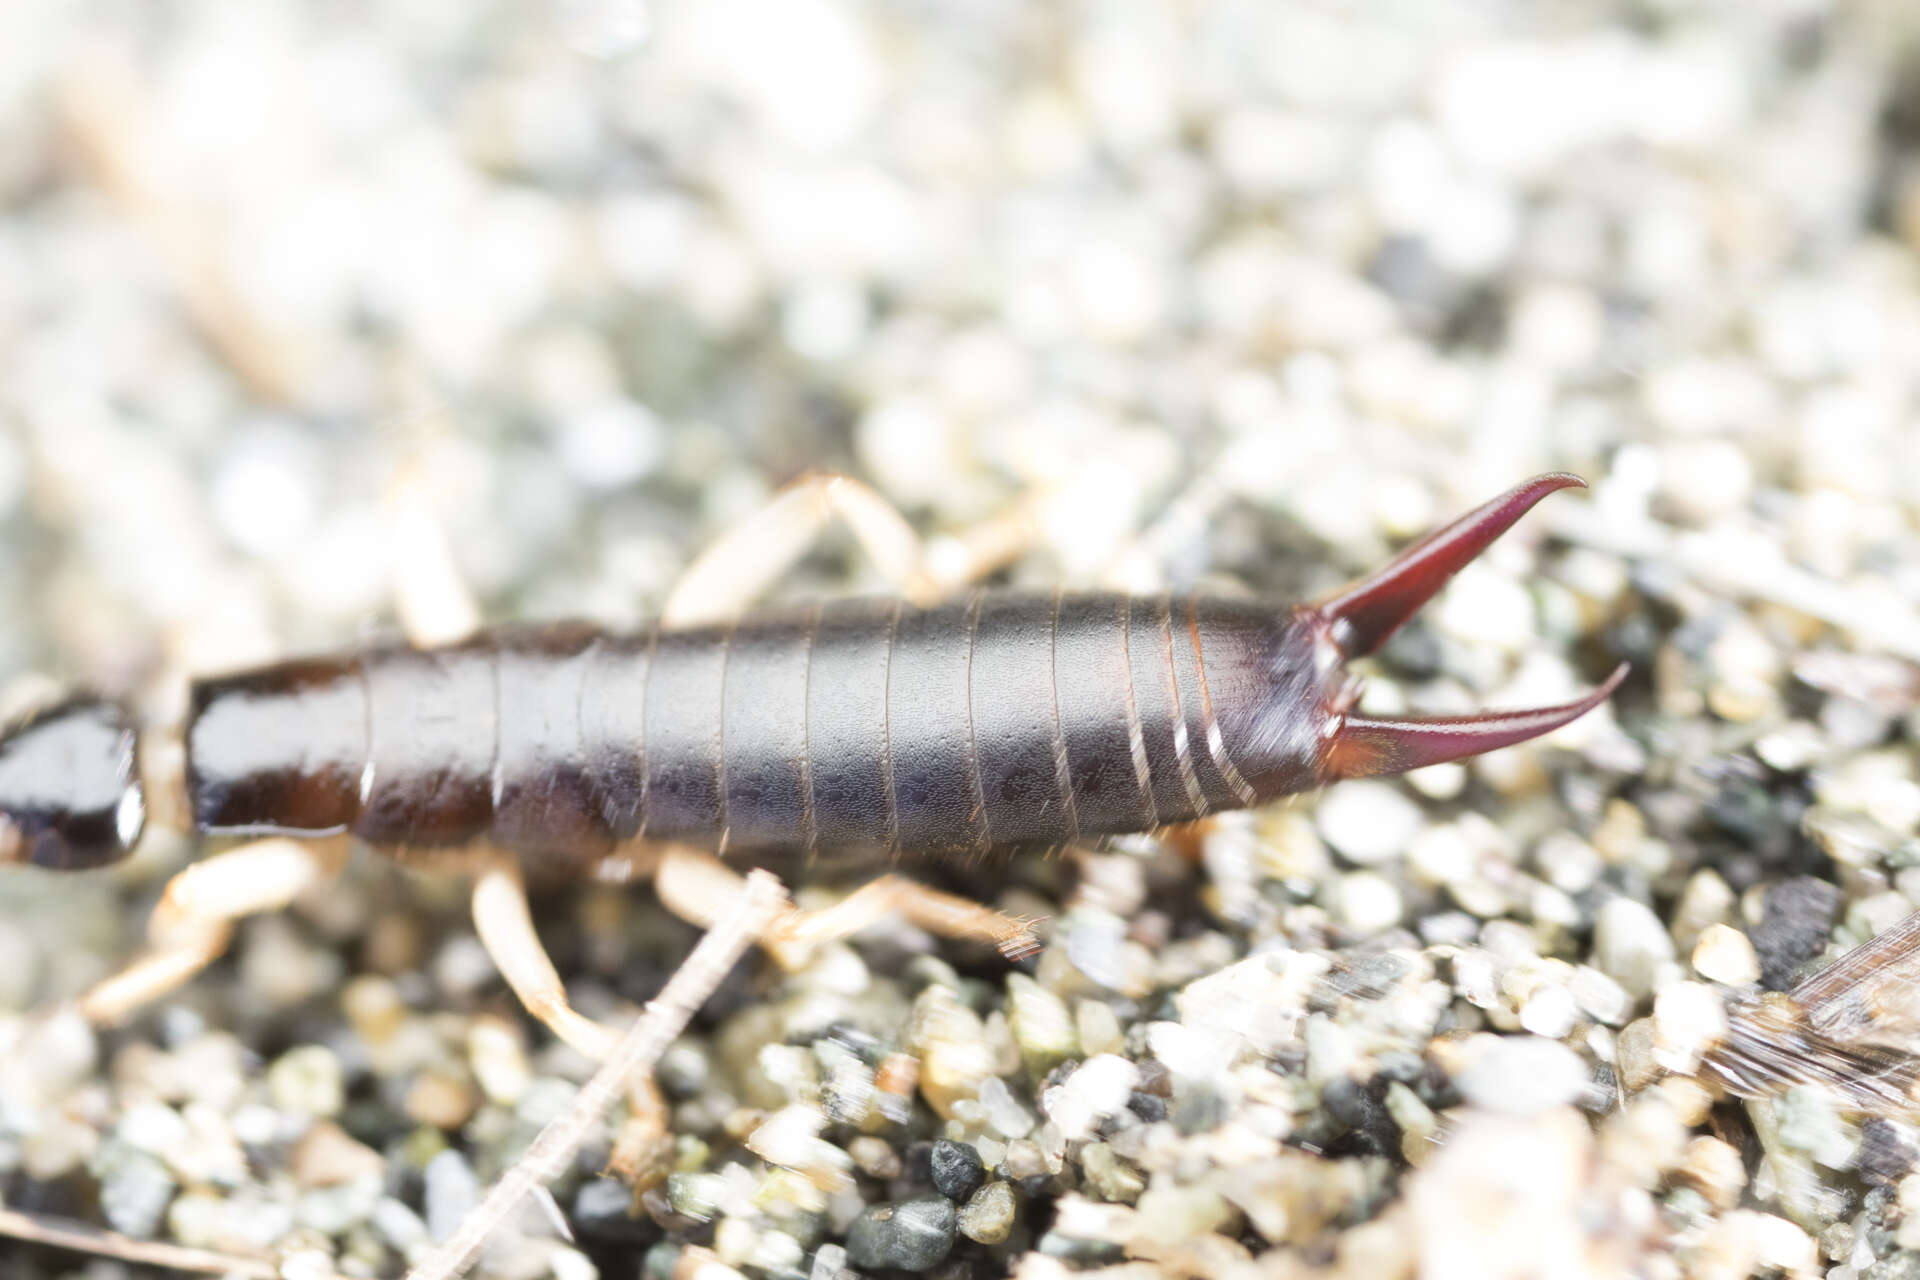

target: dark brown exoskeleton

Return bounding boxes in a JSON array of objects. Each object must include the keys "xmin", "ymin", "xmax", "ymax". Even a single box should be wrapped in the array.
[{"xmin": 0, "ymin": 474, "xmax": 1624, "ymax": 1048}]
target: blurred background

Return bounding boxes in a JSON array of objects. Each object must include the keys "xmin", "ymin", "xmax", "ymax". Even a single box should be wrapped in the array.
[
  {"xmin": 8, "ymin": 2, "xmax": 1920, "ymax": 1277},
  {"xmin": 3, "ymin": 0, "xmax": 1917, "ymax": 697}
]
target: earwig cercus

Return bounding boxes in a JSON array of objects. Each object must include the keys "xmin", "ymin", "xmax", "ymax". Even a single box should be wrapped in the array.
[{"xmin": 0, "ymin": 473, "xmax": 1624, "ymax": 1028}]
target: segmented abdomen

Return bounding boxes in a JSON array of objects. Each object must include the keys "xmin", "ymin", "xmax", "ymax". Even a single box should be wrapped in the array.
[{"xmin": 186, "ymin": 592, "xmax": 1277, "ymax": 877}]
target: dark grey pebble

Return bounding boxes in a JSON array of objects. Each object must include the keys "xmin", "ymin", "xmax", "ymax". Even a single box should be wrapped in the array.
[
  {"xmin": 1170, "ymin": 1081, "xmax": 1227, "ymax": 1134},
  {"xmin": 573, "ymin": 1177, "xmax": 657, "ymax": 1245},
  {"xmin": 845, "ymin": 1197, "xmax": 957, "ymax": 1271},
  {"xmin": 929, "ymin": 1140, "xmax": 986, "ymax": 1201},
  {"xmin": 1127, "ymin": 1090, "xmax": 1168, "ymax": 1123},
  {"xmin": 1752, "ymin": 877, "xmax": 1841, "ymax": 990}
]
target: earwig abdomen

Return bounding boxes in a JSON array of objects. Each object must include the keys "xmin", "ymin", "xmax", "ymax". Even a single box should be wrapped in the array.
[
  {"xmin": 1053, "ymin": 594, "xmax": 1155, "ymax": 834},
  {"xmin": 183, "ymin": 592, "xmax": 1305, "ymax": 871},
  {"xmin": 168, "ymin": 475, "xmax": 1627, "ymax": 877}
]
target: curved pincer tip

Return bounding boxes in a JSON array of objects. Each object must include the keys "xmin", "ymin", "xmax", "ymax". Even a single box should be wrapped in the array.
[
  {"xmin": 1318, "ymin": 473, "xmax": 1587, "ymax": 658},
  {"xmin": 1325, "ymin": 662, "xmax": 1628, "ymax": 781}
]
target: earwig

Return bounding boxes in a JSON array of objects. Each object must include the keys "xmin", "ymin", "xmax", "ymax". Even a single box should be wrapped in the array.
[
  {"xmin": 0, "ymin": 473, "xmax": 1623, "ymax": 1048},
  {"xmin": 0, "ymin": 473, "xmax": 1621, "ymax": 881}
]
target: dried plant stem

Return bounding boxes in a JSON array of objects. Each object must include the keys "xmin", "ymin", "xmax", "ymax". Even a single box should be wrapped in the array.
[
  {"xmin": 404, "ymin": 869, "xmax": 789, "ymax": 1280},
  {"xmin": 0, "ymin": 1206, "xmax": 354, "ymax": 1279}
]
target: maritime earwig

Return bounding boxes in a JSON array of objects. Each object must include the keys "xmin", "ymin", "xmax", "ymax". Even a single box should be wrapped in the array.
[{"xmin": 0, "ymin": 473, "xmax": 1624, "ymax": 1033}]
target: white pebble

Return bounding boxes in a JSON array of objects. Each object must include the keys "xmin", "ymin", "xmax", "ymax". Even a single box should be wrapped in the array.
[
  {"xmin": 423, "ymin": 1150, "xmax": 479, "ymax": 1243},
  {"xmin": 855, "ymin": 397, "xmax": 965, "ymax": 508},
  {"xmin": 1653, "ymin": 982, "xmax": 1728, "ymax": 1076},
  {"xmin": 1453, "ymin": 1035, "xmax": 1589, "ymax": 1113},
  {"xmin": 781, "ymin": 282, "xmax": 869, "ymax": 362},
  {"xmin": 1533, "ymin": 834, "xmax": 1602, "ymax": 894},
  {"xmin": 1567, "ymin": 967, "xmax": 1633, "ymax": 1027},
  {"xmin": 1518, "ymin": 984, "xmax": 1579, "ymax": 1040},
  {"xmin": 556, "ymin": 398, "xmax": 665, "ymax": 490},
  {"xmin": 1430, "ymin": 564, "xmax": 1536, "ymax": 653},
  {"xmin": 1593, "ymin": 897, "xmax": 1676, "ymax": 1000},
  {"xmin": 210, "ymin": 423, "xmax": 320, "ymax": 559},
  {"xmin": 1043, "ymin": 1054, "xmax": 1140, "ymax": 1142},
  {"xmin": 117, "ymin": 1103, "xmax": 189, "ymax": 1156},
  {"xmin": 1317, "ymin": 781, "xmax": 1424, "ymax": 865},
  {"xmin": 1691, "ymin": 924, "xmax": 1761, "ymax": 987},
  {"xmin": 1333, "ymin": 871, "xmax": 1403, "ymax": 934}
]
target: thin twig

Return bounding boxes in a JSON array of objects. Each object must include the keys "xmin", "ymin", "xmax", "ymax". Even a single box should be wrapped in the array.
[
  {"xmin": 404, "ymin": 869, "xmax": 789, "ymax": 1280},
  {"xmin": 0, "ymin": 1206, "xmax": 356, "ymax": 1279}
]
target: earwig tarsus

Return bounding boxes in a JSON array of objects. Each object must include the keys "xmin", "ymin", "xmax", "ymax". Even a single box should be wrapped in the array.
[{"xmin": 0, "ymin": 474, "xmax": 1624, "ymax": 1020}]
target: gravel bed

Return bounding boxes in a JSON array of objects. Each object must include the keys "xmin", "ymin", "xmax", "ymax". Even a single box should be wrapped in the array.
[{"xmin": 5, "ymin": 3, "xmax": 1920, "ymax": 1279}]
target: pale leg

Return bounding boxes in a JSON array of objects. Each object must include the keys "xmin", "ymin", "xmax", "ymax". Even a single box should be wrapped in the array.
[
  {"xmin": 662, "ymin": 472, "xmax": 1064, "ymax": 626},
  {"xmin": 389, "ymin": 498, "xmax": 482, "ymax": 647},
  {"xmin": 662, "ymin": 473, "xmax": 930, "ymax": 627},
  {"xmin": 471, "ymin": 864, "xmax": 619, "ymax": 1062},
  {"xmin": 77, "ymin": 838, "xmax": 348, "ymax": 1024},
  {"xmin": 470, "ymin": 862, "xmax": 672, "ymax": 1180},
  {"xmin": 654, "ymin": 846, "xmax": 1041, "ymax": 969}
]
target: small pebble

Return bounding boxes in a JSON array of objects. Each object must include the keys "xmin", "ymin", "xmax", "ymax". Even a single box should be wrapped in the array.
[
  {"xmin": 1332, "ymin": 870, "xmax": 1404, "ymax": 933},
  {"xmin": 845, "ymin": 1197, "xmax": 958, "ymax": 1271},
  {"xmin": 1518, "ymin": 983, "xmax": 1579, "ymax": 1040},
  {"xmin": 96, "ymin": 1145, "xmax": 178, "ymax": 1238},
  {"xmin": 405, "ymin": 1069, "xmax": 479, "ymax": 1130},
  {"xmin": 1750, "ymin": 878, "xmax": 1841, "ymax": 990},
  {"xmin": 1652, "ymin": 982, "xmax": 1728, "ymax": 1076},
  {"xmin": 1006, "ymin": 974, "xmax": 1079, "ymax": 1079},
  {"xmin": 1316, "ymin": 781, "xmax": 1425, "ymax": 865},
  {"xmin": 848, "ymin": 1135, "xmax": 902, "ymax": 1179},
  {"xmin": 1453, "ymin": 1035, "xmax": 1589, "ymax": 1113},
  {"xmin": 469, "ymin": 1016, "xmax": 532, "ymax": 1105},
  {"xmin": 1676, "ymin": 1136, "xmax": 1747, "ymax": 1210},
  {"xmin": 1075, "ymin": 999, "xmax": 1123, "ymax": 1058},
  {"xmin": 1691, "ymin": 924, "xmax": 1761, "ymax": 986},
  {"xmin": 978, "ymin": 1076, "xmax": 1036, "ymax": 1140},
  {"xmin": 959, "ymin": 1181, "xmax": 1017, "ymax": 1245},
  {"xmin": 1670, "ymin": 870, "xmax": 1736, "ymax": 953},
  {"xmin": 372, "ymin": 1197, "xmax": 431, "ymax": 1260},
  {"xmin": 291, "ymin": 1120, "xmax": 384, "ymax": 1188},
  {"xmin": 1080, "ymin": 1143, "xmax": 1146, "ymax": 1203},
  {"xmin": 1043, "ymin": 1054, "xmax": 1139, "ymax": 1142},
  {"xmin": 1132, "ymin": 1183, "xmax": 1237, "ymax": 1247},
  {"xmin": 928, "ymin": 1139, "xmax": 986, "ymax": 1201},
  {"xmin": 809, "ymin": 1243, "xmax": 849, "ymax": 1280},
  {"xmin": 1593, "ymin": 897, "xmax": 1676, "ymax": 1000},
  {"xmin": 667, "ymin": 1170, "xmax": 728, "ymax": 1222},
  {"xmin": 423, "ymin": 1150, "xmax": 481, "ymax": 1242},
  {"xmin": 267, "ymin": 1046, "xmax": 346, "ymax": 1119}
]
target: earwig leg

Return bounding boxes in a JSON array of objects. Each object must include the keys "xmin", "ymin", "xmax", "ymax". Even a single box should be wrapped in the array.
[
  {"xmin": 766, "ymin": 877, "xmax": 1043, "ymax": 965},
  {"xmin": 471, "ymin": 863, "xmax": 618, "ymax": 1062},
  {"xmin": 655, "ymin": 846, "xmax": 1040, "ymax": 969},
  {"xmin": 76, "ymin": 837, "xmax": 347, "ymax": 1024},
  {"xmin": 390, "ymin": 496, "xmax": 483, "ymax": 647},
  {"xmin": 470, "ymin": 863, "xmax": 671, "ymax": 1182},
  {"xmin": 652, "ymin": 845, "xmax": 756, "ymax": 930},
  {"xmin": 662, "ymin": 473, "xmax": 930, "ymax": 627}
]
